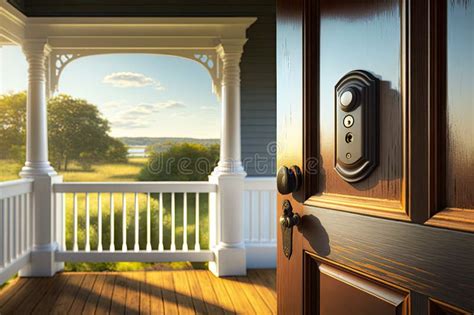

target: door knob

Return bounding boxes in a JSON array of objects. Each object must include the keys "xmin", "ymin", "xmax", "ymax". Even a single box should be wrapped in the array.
[{"xmin": 277, "ymin": 165, "xmax": 302, "ymax": 195}]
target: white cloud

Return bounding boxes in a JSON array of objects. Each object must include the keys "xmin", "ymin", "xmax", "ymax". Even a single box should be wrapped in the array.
[
  {"xmin": 159, "ymin": 100, "xmax": 186, "ymax": 110},
  {"xmin": 101, "ymin": 100, "xmax": 127, "ymax": 110},
  {"xmin": 200, "ymin": 105, "xmax": 217, "ymax": 111},
  {"xmin": 109, "ymin": 100, "xmax": 186, "ymax": 129},
  {"xmin": 103, "ymin": 72, "xmax": 164, "ymax": 90}
]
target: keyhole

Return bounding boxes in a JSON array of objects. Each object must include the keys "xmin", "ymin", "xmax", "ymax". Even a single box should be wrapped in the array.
[
  {"xmin": 345, "ymin": 132, "xmax": 354, "ymax": 143},
  {"xmin": 343, "ymin": 115, "xmax": 354, "ymax": 128}
]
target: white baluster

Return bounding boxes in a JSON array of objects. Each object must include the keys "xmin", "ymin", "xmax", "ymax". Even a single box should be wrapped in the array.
[
  {"xmin": 14, "ymin": 196, "xmax": 19, "ymax": 259},
  {"xmin": 183, "ymin": 192, "xmax": 188, "ymax": 251},
  {"xmin": 248, "ymin": 191, "xmax": 253, "ymax": 243},
  {"xmin": 85, "ymin": 193, "xmax": 91, "ymax": 252},
  {"xmin": 243, "ymin": 191, "xmax": 250, "ymax": 242},
  {"xmin": 97, "ymin": 192, "xmax": 103, "ymax": 252},
  {"xmin": 110, "ymin": 193, "xmax": 115, "ymax": 252},
  {"xmin": 263, "ymin": 191, "xmax": 271, "ymax": 242},
  {"xmin": 19, "ymin": 194, "xmax": 24, "ymax": 254},
  {"xmin": 122, "ymin": 193, "xmax": 127, "ymax": 252},
  {"xmin": 0, "ymin": 199, "xmax": 5, "ymax": 267},
  {"xmin": 8, "ymin": 198, "xmax": 12, "ymax": 262},
  {"xmin": 195, "ymin": 193, "xmax": 200, "ymax": 251},
  {"xmin": 27, "ymin": 193, "xmax": 32, "ymax": 250},
  {"xmin": 146, "ymin": 193, "xmax": 151, "ymax": 252},
  {"xmin": 73, "ymin": 193, "xmax": 78, "ymax": 252},
  {"xmin": 62, "ymin": 193, "xmax": 66, "ymax": 251},
  {"xmin": 158, "ymin": 192, "xmax": 164, "ymax": 252},
  {"xmin": 260, "ymin": 191, "xmax": 265, "ymax": 243},
  {"xmin": 134, "ymin": 193, "xmax": 139, "ymax": 252},
  {"xmin": 170, "ymin": 193, "xmax": 176, "ymax": 251},
  {"xmin": 24, "ymin": 194, "xmax": 28, "ymax": 252}
]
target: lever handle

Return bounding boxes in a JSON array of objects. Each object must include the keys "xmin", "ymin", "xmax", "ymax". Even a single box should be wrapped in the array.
[
  {"xmin": 279, "ymin": 212, "xmax": 300, "ymax": 228},
  {"xmin": 280, "ymin": 200, "xmax": 300, "ymax": 259},
  {"xmin": 277, "ymin": 165, "xmax": 302, "ymax": 195}
]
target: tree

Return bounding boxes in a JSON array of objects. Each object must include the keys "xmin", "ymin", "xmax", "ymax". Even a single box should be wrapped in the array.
[
  {"xmin": 0, "ymin": 92, "xmax": 26, "ymax": 160},
  {"xmin": 138, "ymin": 143, "xmax": 219, "ymax": 181},
  {"xmin": 105, "ymin": 137, "xmax": 129, "ymax": 163},
  {"xmin": 48, "ymin": 94, "xmax": 127, "ymax": 170},
  {"xmin": 0, "ymin": 92, "xmax": 128, "ymax": 170}
]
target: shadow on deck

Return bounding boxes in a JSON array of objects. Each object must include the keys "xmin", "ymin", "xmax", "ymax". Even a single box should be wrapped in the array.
[{"xmin": 0, "ymin": 269, "xmax": 276, "ymax": 314}]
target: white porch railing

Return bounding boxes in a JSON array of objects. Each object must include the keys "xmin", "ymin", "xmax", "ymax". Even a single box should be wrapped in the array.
[
  {"xmin": 0, "ymin": 177, "xmax": 276, "ymax": 283},
  {"xmin": 52, "ymin": 182, "xmax": 216, "ymax": 263},
  {"xmin": 0, "ymin": 179, "xmax": 34, "ymax": 284},
  {"xmin": 243, "ymin": 177, "xmax": 277, "ymax": 268}
]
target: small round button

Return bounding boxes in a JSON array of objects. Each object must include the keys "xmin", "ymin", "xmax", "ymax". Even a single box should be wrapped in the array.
[{"xmin": 340, "ymin": 90, "xmax": 353, "ymax": 107}]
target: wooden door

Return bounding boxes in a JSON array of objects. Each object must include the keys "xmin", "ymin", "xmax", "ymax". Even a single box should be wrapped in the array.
[{"xmin": 276, "ymin": 0, "xmax": 474, "ymax": 314}]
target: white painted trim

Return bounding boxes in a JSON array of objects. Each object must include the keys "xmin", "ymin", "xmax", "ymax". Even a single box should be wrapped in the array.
[
  {"xmin": 245, "ymin": 243, "xmax": 276, "ymax": 269},
  {"xmin": 0, "ymin": 1, "xmax": 26, "ymax": 45},
  {"xmin": 243, "ymin": 177, "xmax": 277, "ymax": 268},
  {"xmin": 0, "ymin": 179, "xmax": 33, "ymax": 199},
  {"xmin": 244, "ymin": 176, "xmax": 276, "ymax": 190},
  {"xmin": 0, "ymin": 252, "xmax": 30, "ymax": 285},
  {"xmin": 53, "ymin": 181, "xmax": 217, "ymax": 193},
  {"xmin": 55, "ymin": 250, "xmax": 214, "ymax": 263}
]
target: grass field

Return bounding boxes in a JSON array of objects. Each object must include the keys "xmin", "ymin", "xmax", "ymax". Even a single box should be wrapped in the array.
[
  {"xmin": 0, "ymin": 158, "xmax": 209, "ymax": 271},
  {"xmin": 0, "ymin": 158, "xmax": 147, "ymax": 182}
]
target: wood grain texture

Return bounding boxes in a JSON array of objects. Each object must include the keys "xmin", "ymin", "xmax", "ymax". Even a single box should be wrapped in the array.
[
  {"xmin": 0, "ymin": 269, "xmax": 276, "ymax": 314},
  {"xmin": 425, "ymin": 0, "xmax": 474, "ymax": 233},
  {"xmin": 407, "ymin": 0, "xmax": 429, "ymax": 223},
  {"xmin": 278, "ymin": 0, "xmax": 474, "ymax": 314},
  {"xmin": 276, "ymin": 0, "xmax": 305, "ymax": 312},
  {"xmin": 301, "ymin": 206, "xmax": 474, "ymax": 311},
  {"xmin": 429, "ymin": 298, "xmax": 472, "ymax": 315},
  {"xmin": 444, "ymin": 0, "xmax": 474, "ymax": 211},
  {"xmin": 314, "ymin": 261, "xmax": 409, "ymax": 315},
  {"xmin": 316, "ymin": 0, "xmax": 403, "ymax": 203}
]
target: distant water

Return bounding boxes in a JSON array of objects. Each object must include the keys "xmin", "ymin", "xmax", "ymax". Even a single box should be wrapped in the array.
[{"xmin": 127, "ymin": 146, "xmax": 147, "ymax": 157}]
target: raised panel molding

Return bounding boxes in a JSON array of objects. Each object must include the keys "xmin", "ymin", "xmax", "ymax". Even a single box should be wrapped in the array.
[
  {"xmin": 304, "ymin": 0, "xmax": 408, "ymax": 222},
  {"xmin": 425, "ymin": 0, "xmax": 474, "ymax": 233},
  {"xmin": 305, "ymin": 254, "xmax": 409, "ymax": 315},
  {"xmin": 429, "ymin": 299, "xmax": 472, "ymax": 315}
]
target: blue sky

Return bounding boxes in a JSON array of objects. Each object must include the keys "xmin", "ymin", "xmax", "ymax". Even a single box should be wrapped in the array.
[{"xmin": 0, "ymin": 46, "xmax": 220, "ymax": 138}]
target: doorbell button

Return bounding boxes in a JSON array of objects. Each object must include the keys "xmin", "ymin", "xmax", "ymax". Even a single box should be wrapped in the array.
[
  {"xmin": 339, "ymin": 87, "xmax": 358, "ymax": 112},
  {"xmin": 340, "ymin": 90, "xmax": 353, "ymax": 107}
]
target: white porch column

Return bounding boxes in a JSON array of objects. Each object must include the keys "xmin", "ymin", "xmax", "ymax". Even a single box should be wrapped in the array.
[
  {"xmin": 209, "ymin": 39, "xmax": 247, "ymax": 276},
  {"xmin": 19, "ymin": 39, "xmax": 63, "ymax": 277}
]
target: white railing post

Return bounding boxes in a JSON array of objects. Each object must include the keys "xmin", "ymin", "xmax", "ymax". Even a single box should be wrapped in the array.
[
  {"xmin": 19, "ymin": 39, "xmax": 63, "ymax": 277},
  {"xmin": 209, "ymin": 39, "xmax": 248, "ymax": 276}
]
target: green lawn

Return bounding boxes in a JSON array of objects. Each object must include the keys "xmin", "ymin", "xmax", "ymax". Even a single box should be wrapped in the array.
[
  {"xmin": 0, "ymin": 158, "xmax": 146, "ymax": 182},
  {"xmin": 0, "ymin": 158, "xmax": 209, "ymax": 271}
]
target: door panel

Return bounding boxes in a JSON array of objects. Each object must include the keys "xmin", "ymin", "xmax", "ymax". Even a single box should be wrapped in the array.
[
  {"xmin": 306, "ymin": 0, "xmax": 409, "ymax": 221},
  {"xmin": 427, "ymin": 0, "xmax": 474, "ymax": 232},
  {"xmin": 301, "ymin": 206, "xmax": 474, "ymax": 309},
  {"xmin": 429, "ymin": 299, "xmax": 472, "ymax": 315},
  {"xmin": 318, "ymin": 0, "xmax": 403, "ymax": 202},
  {"xmin": 306, "ymin": 256, "xmax": 409, "ymax": 315},
  {"xmin": 277, "ymin": 0, "xmax": 474, "ymax": 313}
]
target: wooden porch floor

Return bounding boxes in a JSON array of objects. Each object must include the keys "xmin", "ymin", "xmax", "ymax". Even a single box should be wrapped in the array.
[{"xmin": 0, "ymin": 269, "xmax": 276, "ymax": 314}]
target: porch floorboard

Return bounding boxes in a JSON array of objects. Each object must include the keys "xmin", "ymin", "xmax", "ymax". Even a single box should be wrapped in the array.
[{"xmin": 0, "ymin": 269, "xmax": 276, "ymax": 314}]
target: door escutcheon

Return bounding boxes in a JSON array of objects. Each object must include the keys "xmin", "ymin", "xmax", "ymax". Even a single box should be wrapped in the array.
[
  {"xmin": 334, "ymin": 70, "xmax": 379, "ymax": 182},
  {"xmin": 280, "ymin": 199, "xmax": 300, "ymax": 259}
]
